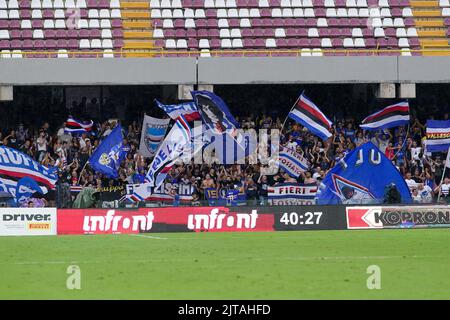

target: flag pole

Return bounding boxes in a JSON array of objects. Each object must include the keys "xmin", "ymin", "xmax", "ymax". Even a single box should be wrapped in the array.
[
  {"xmin": 392, "ymin": 100, "xmax": 411, "ymax": 161},
  {"xmin": 280, "ymin": 91, "xmax": 303, "ymax": 135},
  {"xmin": 437, "ymin": 146, "xmax": 450, "ymax": 203}
]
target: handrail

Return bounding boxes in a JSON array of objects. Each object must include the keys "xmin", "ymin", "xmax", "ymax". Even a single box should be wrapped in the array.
[{"xmin": 2, "ymin": 48, "xmax": 450, "ymax": 57}]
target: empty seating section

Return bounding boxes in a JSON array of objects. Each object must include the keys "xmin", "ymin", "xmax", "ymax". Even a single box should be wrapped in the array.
[
  {"xmin": 1, "ymin": 0, "xmax": 449, "ymax": 56},
  {"xmin": 149, "ymin": 0, "xmax": 422, "ymax": 56},
  {"xmin": 0, "ymin": 0, "xmax": 123, "ymax": 57}
]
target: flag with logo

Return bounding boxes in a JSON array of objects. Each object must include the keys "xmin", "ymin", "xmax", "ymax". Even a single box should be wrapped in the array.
[
  {"xmin": 316, "ymin": 142, "xmax": 412, "ymax": 205},
  {"xmin": 426, "ymin": 119, "xmax": 450, "ymax": 152},
  {"xmin": 89, "ymin": 124, "xmax": 127, "ymax": 178},
  {"xmin": 155, "ymin": 99, "xmax": 201, "ymax": 121},
  {"xmin": 146, "ymin": 115, "xmax": 192, "ymax": 188},
  {"xmin": 191, "ymin": 90, "xmax": 240, "ymax": 136},
  {"xmin": 138, "ymin": 114, "xmax": 170, "ymax": 158}
]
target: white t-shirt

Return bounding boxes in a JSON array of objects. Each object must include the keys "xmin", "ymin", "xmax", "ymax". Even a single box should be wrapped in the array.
[
  {"xmin": 411, "ymin": 147, "xmax": 422, "ymax": 161},
  {"xmin": 441, "ymin": 183, "xmax": 450, "ymax": 197},
  {"xmin": 405, "ymin": 179, "xmax": 417, "ymax": 190},
  {"xmin": 36, "ymin": 137, "xmax": 47, "ymax": 152},
  {"xmin": 419, "ymin": 185, "xmax": 433, "ymax": 203}
]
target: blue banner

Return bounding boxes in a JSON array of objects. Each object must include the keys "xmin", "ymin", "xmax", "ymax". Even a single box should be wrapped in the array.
[
  {"xmin": 316, "ymin": 142, "xmax": 412, "ymax": 204},
  {"xmin": 205, "ymin": 187, "xmax": 247, "ymax": 206},
  {"xmin": 89, "ymin": 125, "xmax": 127, "ymax": 178}
]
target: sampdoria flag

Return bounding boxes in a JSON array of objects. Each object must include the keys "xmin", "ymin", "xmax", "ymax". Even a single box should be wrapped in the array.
[
  {"xmin": 146, "ymin": 115, "xmax": 192, "ymax": 188},
  {"xmin": 89, "ymin": 124, "xmax": 127, "ymax": 178},
  {"xmin": 191, "ymin": 90, "xmax": 240, "ymax": 136},
  {"xmin": 316, "ymin": 142, "xmax": 412, "ymax": 205},
  {"xmin": 64, "ymin": 116, "xmax": 94, "ymax": 134},
  {"xmin": 288, "ymin": 93, "xmax": 333, "ymax": 141},
  {"xmin": 360, "ymin": 102, "xmax": 410, "ymax": 131},
  {"xmin": 138, "ymin": 114, "xmax": 170, "ymax": 158},
  {"xmin": 278, "ymin": 145, "xmax": 309, "ymax": 178},
  {"xmin": 426, "ymin": 119, "xmax": 450, "ymax": 152},
  {"xmin": 155, "ymin": 100, "xmax": 201, "ymax": 122},
  {"xmin": 0, "ymin": 146, "xmax": 57, "ymax": 198}
]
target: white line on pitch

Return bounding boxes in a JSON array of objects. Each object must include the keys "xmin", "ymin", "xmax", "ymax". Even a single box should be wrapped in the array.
[{"xmin": 130, "ymin": 234, "xmax": 168, "ymax": 240}]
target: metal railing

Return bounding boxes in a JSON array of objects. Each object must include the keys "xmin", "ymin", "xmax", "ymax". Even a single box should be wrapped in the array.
[{"xmin": 2, "ymin": 48, "xmax": 450, "ymax": 58}]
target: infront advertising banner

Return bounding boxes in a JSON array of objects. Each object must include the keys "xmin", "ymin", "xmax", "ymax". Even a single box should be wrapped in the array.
[
  {"xmin": 346, "ymin": 206, "xmax": 450, "ymax": 229},
  {"xmin": 0, "ymin": 208, "xmax": 57, "ymax": 236},
  {"xmin": 57, "ymin": 207, "xmax": 276, "ymax": 234},
  {"xmin": 57, "ymin": 205, "xmax": 352, "ymax": 235}
]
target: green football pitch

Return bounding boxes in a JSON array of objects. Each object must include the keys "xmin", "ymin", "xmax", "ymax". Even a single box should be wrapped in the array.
[{"xmin": 0, "ymin": 229, "xmax": 449, "ymax": 299}]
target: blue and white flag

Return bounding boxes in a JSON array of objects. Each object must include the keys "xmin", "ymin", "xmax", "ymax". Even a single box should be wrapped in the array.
[
  {"xmin": 191, "ymin": 90, "xmax": 240, "ymax": 136},
  {"xmin": 426, "ymin": 119, "xmax": 450, "ymax": 152},
  {"xmin": 360, "ymin": 102, "xmax": 410, "ymax": 131},
  {"xmin": 316, "ymin": 142, "xmax": 412, "ymax": 205},
  {"xmin": 138, "ymin": 114, "xmax": 170, "ymax": 158},
  {"xmin": 89, "ymin": 124, "xmax": 127, "ymax": 178},
  {"xmin": 146, "ymin": 115, "xmax": 192, "ymax": 188},
  {"xmin": 288, "ymin": 93, "xmax": 333, "ymax": 140},
  {"xmin": 64, "ymin": 116, "xmax": 94, "ymax": 135},
  {"xmin": 0, "ymin": 146, "xmax": 57, "ymax": 198},
  {"xmin": 15, "ymin": 176, "xmax": 46, "ymax": 204},
  {"xmin": 278, "ymin": 145, "xmax": 309, "ymax": 178},
  {"xmin": 155, "ymin": 99, "xmax": 201, "ymax": 121}
]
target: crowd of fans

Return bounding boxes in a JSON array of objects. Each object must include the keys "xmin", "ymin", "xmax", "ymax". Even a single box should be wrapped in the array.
[{"xmin": 0, "ymin": 99, "xmax": 449, "ymax": 208}]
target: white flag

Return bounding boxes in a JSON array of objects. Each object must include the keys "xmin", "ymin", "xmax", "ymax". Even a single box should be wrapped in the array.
[
  {"xmin": 146, "ymin": 116, "xmax": 192, "ymax": 187},
  {"xmin": 139, "ymin": 115, "xmax": 170, "ymax": 158}
]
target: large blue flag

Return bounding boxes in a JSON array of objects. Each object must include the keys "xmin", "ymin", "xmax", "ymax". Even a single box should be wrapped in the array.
[
  {"xmin": 89, "ymin": 125, "xmax": 127, "ymax": 178},
  {"xmin": 191, "ymin": 90, "xmax": 240, "ymax": 136},
  {"xmin": 426, "ymin": 119, "xmax": 450, "ymax": 152},
  {"xmin": 316, "ymin": 142, "xmax": 412, "ymax": 204}
]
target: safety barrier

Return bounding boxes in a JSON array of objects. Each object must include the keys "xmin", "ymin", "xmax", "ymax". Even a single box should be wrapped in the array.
[{"xmin": 3, "ymin": 48, "xmax": 450, "ymax": 58}]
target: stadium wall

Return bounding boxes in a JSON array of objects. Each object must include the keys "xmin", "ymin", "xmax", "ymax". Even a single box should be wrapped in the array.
[{"xmin": 2, "ymin": 57, "xmax": 450, "ymax": 85}]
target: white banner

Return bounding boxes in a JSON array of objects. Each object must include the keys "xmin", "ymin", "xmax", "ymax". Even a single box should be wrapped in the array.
[
  {"xmin": 125, "ymin": 182, "xmax": 194, "ymax": 202},
  {"xmin": 278, "ymin": 145, "xmax": 309, "ymax": 178},
  {"xmin": 139, "ymin": 115, "xmax": 170, "ymax": 158},
  {"xmin": 0, "ymin": 208, "xmax": 57, "ymax": 236},
  {"xmin": 268, "ymin": 183, "xmax": 317, "ymax": 205}
]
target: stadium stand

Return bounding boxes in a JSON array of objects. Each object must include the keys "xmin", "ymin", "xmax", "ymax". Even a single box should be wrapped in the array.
[{"xmin": 1, "ymin": 0, "xmax": 450, "ymax": 56}]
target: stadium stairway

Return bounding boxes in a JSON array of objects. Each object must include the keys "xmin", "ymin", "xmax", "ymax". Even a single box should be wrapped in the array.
[
  {"xmin": 411, "ymin": 0, "xmax": 450, "ymax": 54},
  {"xmin": 120, "ymin": 0, "xmax": 157, "ymax": 57}
]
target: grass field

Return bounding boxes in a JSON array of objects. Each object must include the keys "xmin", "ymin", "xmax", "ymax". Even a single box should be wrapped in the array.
[{"xmin": 0, "ymin": 229, "xmax": 449, "ymax": 299}]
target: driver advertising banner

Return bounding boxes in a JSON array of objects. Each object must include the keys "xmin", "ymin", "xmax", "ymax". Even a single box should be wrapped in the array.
[
  {"xmin": 346, "ymin": 206, "xmax": 450, "ymax": 229},
  {"xmin": 0, "ymin": 208, "xmax": 57, "ymax": 236}
]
